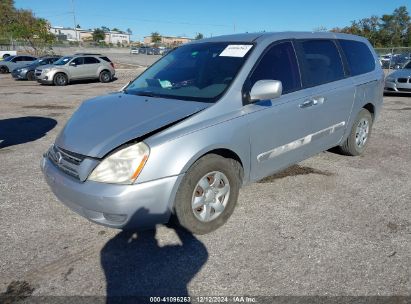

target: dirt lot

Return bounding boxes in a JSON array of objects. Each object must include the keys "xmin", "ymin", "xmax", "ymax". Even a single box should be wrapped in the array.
[{"xmin": 0, "ymin": 71, "xmax": 410, "ymax": 299}]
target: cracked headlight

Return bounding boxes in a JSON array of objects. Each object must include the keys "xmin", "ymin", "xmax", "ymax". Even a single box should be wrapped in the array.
[{"xmin": 88, "ymin": 142, "xmax": 149, "ymax": 184}]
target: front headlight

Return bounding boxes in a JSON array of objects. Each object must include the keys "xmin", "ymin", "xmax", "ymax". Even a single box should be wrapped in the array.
[
  {"xmin": 42, "ymin": 68, "xmax": 51, "ymax": 73},
  {"xmin": 385, "ymin": 77, "xmax": 395, "ymax": 83},
  {"xmin": 88, "ymin": 142, "xmax": 149, "ymax": 184}
]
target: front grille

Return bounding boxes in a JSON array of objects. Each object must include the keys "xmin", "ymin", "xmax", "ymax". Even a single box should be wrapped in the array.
[
  {"xmin": 397, "ymin": 78, "xmax": 409, "ymax": 83},
  {"xmin": 48, "ymin": 145, "xmax": 85, "ymax": 180}
]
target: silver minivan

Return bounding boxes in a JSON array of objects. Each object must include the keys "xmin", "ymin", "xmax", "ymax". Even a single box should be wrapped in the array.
[{"xmin": 41, "ymin": 32, "xmax": 384, "ymax": 234}]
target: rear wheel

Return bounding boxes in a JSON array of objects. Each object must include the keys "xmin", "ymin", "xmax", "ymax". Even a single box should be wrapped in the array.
[
  {"xmin": 99, "ymin": 70, "xmax": 111, "ymax": 83},
  {"xmin": 54, "ymin": 73, "xmax": 68, "ymax": 86},
  {"xmin": 174, "ymin": 154, "xmax": 242, "ymax": 234},
  {"xmin": 339, "ymin": 109, "xmax": 373, "ymax": 156},
  {"xmin": 0, "ymin": 66, "xmax": 9, "ymax": 73},
  {"xmin": 26, "ymin": 71, "xmax": 35, "ymax": 81}
]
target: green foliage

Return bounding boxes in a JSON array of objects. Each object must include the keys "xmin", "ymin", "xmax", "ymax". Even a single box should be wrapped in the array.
[
  {"xmin": 195, "ymin": 33, "xmax": 204, "ymax": 40},
  {"xmin": 0, "ymin": 0, "xmax": 55, "ymax": 54},
  {"xmin": 330, "ymin": 6, "xmax": 411, "ymax": 47},
  {"xmin": 151, "ymin": 31, "xmax": 162, "ymax": 43},
  {"xmin": 92, "ymin": 28, "xmax": 106, "ymax": 42}
]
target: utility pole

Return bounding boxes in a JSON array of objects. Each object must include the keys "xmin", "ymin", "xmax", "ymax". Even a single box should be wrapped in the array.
[{"xmin": 71, "ymin": 0, "xmax": 78, "ymax": 43}]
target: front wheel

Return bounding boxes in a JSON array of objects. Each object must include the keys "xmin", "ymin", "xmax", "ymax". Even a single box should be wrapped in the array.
[
  {"xmin": 26, "ymin": 71, "xmax": 35, "ymax": 81},
  {"xmin": 54, "ymin": 73, "xmax": 68, "ymax": 86},
  {"xmin": 174, "ymin": 154, "xmax": 242, "ymax": 234},
  {"xmin": 339, "ymin": 109, "xmax": 373, "ymax": 156},
  {"xmin": 0, "ymin": 66, "xmax": 9, "ymax": 73}
]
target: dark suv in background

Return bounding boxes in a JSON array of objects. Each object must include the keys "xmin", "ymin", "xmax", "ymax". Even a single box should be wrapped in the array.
[{"xmin": 11, "ymin": 56, "xmax": 61, "ymax": 80}]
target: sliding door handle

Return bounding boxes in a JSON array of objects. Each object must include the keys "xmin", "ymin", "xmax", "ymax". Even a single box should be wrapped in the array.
[{"xmin": 299, "ymin": 100, "xmax": 314, "ymax": 108}]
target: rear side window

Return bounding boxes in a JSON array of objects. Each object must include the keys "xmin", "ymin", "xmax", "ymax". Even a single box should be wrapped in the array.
[
  {"xmin": 339, "ymin": 40, "xmax": 375, "ymax": 76},
  {"xmin": 84, "ymin": 57, "xmax": 100, "ymax": 64},
  {"xmin": 249, "ymin": 41, "xmax": 301, "ymax": 94},
  {"xmin": 99, "ymin": 56, "xmax": 112, "ymax": 62},
  {"xmin": 297, "ymin": 39, "xmax": 345, "ymax": 87}
]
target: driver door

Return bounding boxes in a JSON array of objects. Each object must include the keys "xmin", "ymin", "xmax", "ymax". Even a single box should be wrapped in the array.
[{"xmin": 245, "ymin": 41, "xmax": 321, "ymax": 181}]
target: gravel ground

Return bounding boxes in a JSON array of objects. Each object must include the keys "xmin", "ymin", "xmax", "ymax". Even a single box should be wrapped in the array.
[{"xmin": 0, "ymin": 71, "xmax": 410, "ymax": 299}]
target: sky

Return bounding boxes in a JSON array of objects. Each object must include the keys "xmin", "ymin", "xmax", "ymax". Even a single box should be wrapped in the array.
[{"xmin": 14, "ymin": 0, "xmax": 410, "ymax": 41}]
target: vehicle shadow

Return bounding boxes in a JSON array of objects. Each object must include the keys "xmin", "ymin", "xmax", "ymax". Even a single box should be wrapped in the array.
[
  {"xmin": 101, "ymin": 208, "xmax": 208, "ymax": 302},
  {"xmin": 0, "ymin": 116, "xmax": 57, "ymax": 149}
]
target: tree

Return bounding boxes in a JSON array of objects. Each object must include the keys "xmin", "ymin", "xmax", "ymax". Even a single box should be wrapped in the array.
[
  {"xmin": 195, "ymin": 33, "xmax": 204, "ymax": 40},
  {"xmin": 76, "ymin": 24, "xmax": 81, "ymax": 29},
  {"xmin": 126, "ymin": 28, "xmax": 132, "ymax": 35},
  {"xmin": 101, "ymin": 26, "xmax": 110, "ymax": 32},
  {"xmin": 151, "ymin": 31, "xmax": 161, "ymax": 43},
  {"xmin": 92, "ymin": 28, "xmax": 105, "ymax": 42},
  {"xmin": 111, "ymin": 27, "xmax": 120, "ymax": 32}
]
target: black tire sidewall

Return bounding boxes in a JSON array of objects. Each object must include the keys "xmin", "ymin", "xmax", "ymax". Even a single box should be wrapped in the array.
[{"xmin": 174, "ymin": 154, "xmax": 241, "ymax": 234}]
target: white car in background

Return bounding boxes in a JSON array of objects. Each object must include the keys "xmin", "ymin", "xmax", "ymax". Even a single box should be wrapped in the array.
[{"xmin": 0, "ymin": 50, "xmax": 17, "ymax": 60}]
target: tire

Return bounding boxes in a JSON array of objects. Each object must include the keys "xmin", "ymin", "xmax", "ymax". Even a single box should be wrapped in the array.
[
  {"xmin": 339, "ymin": 109, "xmax": 373, "ymax": 156},
  {"xmin": 174, "ymin": 154, "xmax": 242, "ymax": 234},
  {"xmin": 26, "ymin": 71, "xmax": 35, "ymax": 81},
  {"xmin": 53, "ymin": 73, "xmax": 68, "ymax": 86},
  {"xmin": 99, "ymin": 70, "xmax": 111, "ymax": 83},
  {"xmin": 0, "ymin": 66, "xmax": 9, "ymax": 73}
]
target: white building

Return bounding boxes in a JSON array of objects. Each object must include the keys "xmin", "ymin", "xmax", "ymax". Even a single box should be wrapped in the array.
[
  {"xmin": 49, "ymin": 26, "xmax": 81, "ymax": 41},
  {"xmin": 50, "ymin": 26, "xmax": 130, "ymax": 45}
]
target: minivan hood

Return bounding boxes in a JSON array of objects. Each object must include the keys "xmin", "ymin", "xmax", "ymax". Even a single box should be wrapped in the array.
[{"xmin": 55, "ymin": 93, "xmax": 210, "ymax": 158}]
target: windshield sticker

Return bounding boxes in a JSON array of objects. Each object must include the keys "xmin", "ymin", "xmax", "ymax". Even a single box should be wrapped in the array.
[{"xmin": 219, "ymin": 45, "xmax": 253, "ymax": 57}]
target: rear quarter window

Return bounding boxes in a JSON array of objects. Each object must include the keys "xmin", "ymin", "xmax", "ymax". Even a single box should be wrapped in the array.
[
  {"xmin": 338, "ymin": 40, "xmax": 375, "ymax": 76},
  {"xmin": 99, "ymin": 56, "xmax": 112, "ymax": 62}
]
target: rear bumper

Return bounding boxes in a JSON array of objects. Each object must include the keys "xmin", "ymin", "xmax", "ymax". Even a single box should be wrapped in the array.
[{"xmin": 41, "ymin": 156, "xmax": 183, "ymax": 229}]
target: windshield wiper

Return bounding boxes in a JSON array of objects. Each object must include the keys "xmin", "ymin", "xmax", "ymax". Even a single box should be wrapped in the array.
[{"xmin": 129, "ymin": 91, "xmax": 157, "ymax": 97}]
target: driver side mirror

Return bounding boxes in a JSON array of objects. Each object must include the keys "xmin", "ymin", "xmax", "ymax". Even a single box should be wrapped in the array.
[
  {"xmin": 69, "ymin": 61, "xmax": 77, "ymax": 66},
  {"xmin": 249, "ymin": 80, "xmax": 282, "ymax": 102}
]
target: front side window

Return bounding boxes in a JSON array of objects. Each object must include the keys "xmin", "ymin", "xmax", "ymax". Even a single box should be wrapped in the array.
[
  {"xmin": 249, "ymin": 41, "xmax": 301, "ymax": 94},
  {"xmin": 339, "ymin": 40, "xmax": 375, "ymax": 76},
  {"xmin": 125, "ymin": 42, "xmax": 254, "ymax": 102},
  {"xmin": 297, "ymin": 39, "xmax": 345, "ymax": 87},
  {"xmin": 72, "ymin": 57, "xmax": 84, "ymax": 65}
]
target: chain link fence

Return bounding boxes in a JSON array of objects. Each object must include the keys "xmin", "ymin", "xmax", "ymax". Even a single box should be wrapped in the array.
[{"xmin": 375, "ymin": 47, "xmax": 411, "ymax": 72}]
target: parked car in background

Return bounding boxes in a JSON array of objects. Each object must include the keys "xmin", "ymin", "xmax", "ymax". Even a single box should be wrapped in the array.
[
  {"xmin": 35, "ymin": 53, "xmax": 115, "ymax": 86},
  {"xmin": 11, "ymin": 56, "xmax": 61, "ymax": 80},
  {"xmin": 0, "ymin": 50, "xmax": 17, "ymax": 60},
  {"xmin": 385, "ymin": 60, "xmax": 411, "ymax": 93},
  {"xmin": 130, "ymin": 47, "xmax": 139, "ymax": 54},
  {"xmin": 0, "ymin": 55, "xmax": 37, "ymax": 73},
  {"xmin": 381, "ymin": 53, "xmax": 411, "ymax": 69},
  {"xmin": 139, "ymin": 46, "xmax": 155, "ymax": 55},
  {"xmin": 41, "ymin": 32, "xmax": 383, "ymax": 234}
]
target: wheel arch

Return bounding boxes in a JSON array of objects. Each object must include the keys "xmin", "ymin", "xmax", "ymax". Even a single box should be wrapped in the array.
[{"xmin": 363, "ymin": 103, "xmax": 375, "ymax": 120}]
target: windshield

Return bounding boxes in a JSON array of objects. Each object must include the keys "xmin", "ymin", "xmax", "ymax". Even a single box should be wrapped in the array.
[
  {"xmin": 54, "ymin": 56, "xmax": 72, "ymax": 65},
  {"xmin": 125, "ymin": 42, "xmax": 254, "ymax": 102},
  {"xmin": 4, "ymin": 56, "xmax": 15, "ymax": 62}
]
